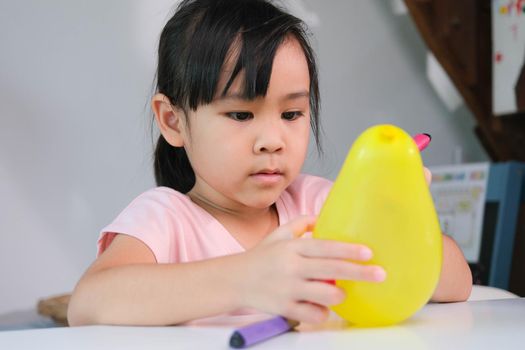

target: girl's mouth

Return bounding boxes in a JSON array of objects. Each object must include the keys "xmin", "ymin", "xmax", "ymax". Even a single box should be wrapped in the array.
[{"xmin": 250, "ymin": 169, "xmax": 284, "ymax": 184}]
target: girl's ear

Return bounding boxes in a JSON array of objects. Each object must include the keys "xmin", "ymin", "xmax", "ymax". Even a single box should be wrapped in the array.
[{"xmin": 152, "ymin": 93, "xmax": 186, "ymax": 147}]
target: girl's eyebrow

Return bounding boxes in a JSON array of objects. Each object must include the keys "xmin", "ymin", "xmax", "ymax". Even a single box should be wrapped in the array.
[
  {"xmin": 281, "ymin": 91, "xmax": 309, "ymax": 101},
  {"xmin": 218, "ymin": 90, "xmax": 310, "ymax": 102}
]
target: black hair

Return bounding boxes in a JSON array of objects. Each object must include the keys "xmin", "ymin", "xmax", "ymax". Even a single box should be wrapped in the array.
[{"xmin": 153, "ymin": 0, "xmax": 321, "ymax": 193}]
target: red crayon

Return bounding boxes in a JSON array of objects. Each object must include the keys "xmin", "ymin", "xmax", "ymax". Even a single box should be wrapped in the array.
[{"xmin": 413, "ymin": 133, "xmax": 432, "ymax": 152}]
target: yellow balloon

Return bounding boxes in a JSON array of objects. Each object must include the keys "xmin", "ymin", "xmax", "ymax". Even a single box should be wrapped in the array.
[{"xmin": 313, "ymin": 124, "xmax": 442, "ymax": 326}]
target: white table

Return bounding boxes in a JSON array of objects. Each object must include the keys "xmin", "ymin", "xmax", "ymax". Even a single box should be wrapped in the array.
[{"xmin": 0, "ymin": 297, "xmax": 523, "ymax": 350}]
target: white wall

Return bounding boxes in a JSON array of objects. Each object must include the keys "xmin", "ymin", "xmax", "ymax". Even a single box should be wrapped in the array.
[
  {"xmin": 0, "ymin": 0, "xmax": 175, "ymax": 314},
  {"xmin": 0, "ymin": 1, "xmax": 488, "ymax": 314},
  {"xmin": 301, "ymin": 0, "xmax": 489, "ymax": 177}
]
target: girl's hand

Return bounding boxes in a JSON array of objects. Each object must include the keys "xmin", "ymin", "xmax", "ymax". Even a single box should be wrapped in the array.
[
  {"xmin": 237, "ymin": 215, "xmax": 386, "ymax": 324},
  {"xmin": 424, "ymin": 166, "xmax": 432, "ymax": 186}
]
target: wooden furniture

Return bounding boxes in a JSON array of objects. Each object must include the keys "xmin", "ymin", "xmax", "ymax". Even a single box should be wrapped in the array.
[
  {"xmin": 404, "ymin": 0, "xmax": 525, "ymax": 297},
  {"xmin": 404, "ymin": 0, "xmax": 525, "ymax": 161}
]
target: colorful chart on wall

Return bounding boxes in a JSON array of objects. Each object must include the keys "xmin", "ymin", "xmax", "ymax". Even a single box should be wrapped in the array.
[
  {"xmin": 429, "ymin": 163, "xmax": 490, "ymax": 263},
  {"xmin": 493, "ymin": 0, "xmax": 525, "ymax": 115}
]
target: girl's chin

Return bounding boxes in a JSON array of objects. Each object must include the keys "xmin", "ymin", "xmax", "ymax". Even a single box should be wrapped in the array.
[
  {"xmin": 244, "ymin": 194, "xmax": 281, "ymax": 209},
  {"xmin": 247, "ymin": 200, "xmax": 278, "ymax": 209}
]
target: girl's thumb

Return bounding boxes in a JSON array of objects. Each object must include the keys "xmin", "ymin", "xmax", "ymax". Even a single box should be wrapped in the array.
[{"xmin": 261, "ymin": 215, "xmax": 317, "ymax": 245}]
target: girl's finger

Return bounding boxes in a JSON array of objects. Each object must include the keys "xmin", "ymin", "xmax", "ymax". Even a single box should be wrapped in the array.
[
  {"xmin": 293, "ymin": 281, "xmax": 346, "ymax": 307},
  {"xmin": 283, "ymin": 301, "xmax": 329, "ymax": 324},
  {"xmin": 262, "ymin": 215, "xmax": 317, "ymax": 244},
  {"xmin": 299, "ymin": 258, "xmax": 386, "ymax": 282},
  {"xmin": 424, "ymin": 167, "xmax": 432, "ymax": 186},
  {"xmin": 296, "ymin": 239, "xmax": 373, "ymax": 261}
]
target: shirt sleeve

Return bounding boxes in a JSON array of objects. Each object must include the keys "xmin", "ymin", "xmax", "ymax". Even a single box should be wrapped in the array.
[
  {"xmin": 97, "ymin": 188, "xmax": 178, "ymax": 264},
  {"xmin": 279, "ymin": 174, "xmax": 333, "ymax": 219},
  {"xmin": 308, "ymin": 175, "xmax": 334, "ymax": 214}
]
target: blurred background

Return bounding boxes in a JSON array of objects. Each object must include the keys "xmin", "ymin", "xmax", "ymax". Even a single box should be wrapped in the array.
[{"xmin": 0, "ymin": 0, "xmax": 497, "ymax": 317}]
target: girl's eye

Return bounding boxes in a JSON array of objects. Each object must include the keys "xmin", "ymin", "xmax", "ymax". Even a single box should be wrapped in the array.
[
  {"xmin": 226, "ymin": 112, "xmax": 253, "ymax": 121},
  {"xmin": 282, "ymin": 111, "xmax": 303, "ymax": 121}
]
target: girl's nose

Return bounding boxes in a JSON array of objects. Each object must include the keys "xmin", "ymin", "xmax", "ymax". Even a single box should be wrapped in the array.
[{"xmin": 253, "ymin": 121, "xmax": 285, "ymax": 154}]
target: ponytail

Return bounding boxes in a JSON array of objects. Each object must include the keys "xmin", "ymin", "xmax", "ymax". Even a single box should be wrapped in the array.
[{"xmin": 153, "ymin": 135, "xmax": 195, "ymax": 193}]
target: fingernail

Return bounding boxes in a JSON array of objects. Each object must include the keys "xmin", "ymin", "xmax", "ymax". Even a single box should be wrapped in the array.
[
  {"xmin": 373, "ymin": 267, "xmax": 386, "ymax": 282},
  {"xmin": 359, "ymin": 248, "xmax": 373, "ymax": 260}
]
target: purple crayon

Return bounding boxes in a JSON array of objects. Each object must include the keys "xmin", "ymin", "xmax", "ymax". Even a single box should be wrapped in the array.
[{"xmin": 229, "ymin": 316, "xmax": 299, "ymax": 348}]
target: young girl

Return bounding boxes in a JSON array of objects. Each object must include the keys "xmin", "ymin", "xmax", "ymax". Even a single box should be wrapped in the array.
[{"xmin": 68, "ymin": 0, "xmax": 472, "ymax": 327}]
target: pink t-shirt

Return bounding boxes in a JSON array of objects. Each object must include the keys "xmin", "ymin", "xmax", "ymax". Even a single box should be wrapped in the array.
[
  {"xmin": 97, "ymin": 173, "xmax": 333, "ymax": 326},
  {"xmin": 98, "ymin": 174, "xmax": 333, "ymax": 263}
]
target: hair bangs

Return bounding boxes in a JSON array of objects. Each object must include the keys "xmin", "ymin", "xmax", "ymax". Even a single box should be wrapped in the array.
[
  {"xmin": 221, "ymin": 11, "xmax": 303, "ymax": 101},
  {"xmin": 180, "ymin": 0, "xmax": 305, "ymax": 108}
]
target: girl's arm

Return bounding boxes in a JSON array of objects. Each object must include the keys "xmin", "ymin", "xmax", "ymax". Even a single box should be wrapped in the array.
[
  {"xmin": 68, "ymin": 233, "xmax": 248, "ymax": 326},
  {"xmin": 430, "ymin": 234, "xmax": 473, "ymax": 302},
  {"xmin": 423, "ymin": 167, "xmax": 472, "ymax": 302},
  {"xmin": 68, "ymin": 216, "xmax": 383, "ymax": 326}
]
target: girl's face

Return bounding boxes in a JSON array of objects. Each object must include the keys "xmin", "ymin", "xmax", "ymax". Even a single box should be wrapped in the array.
[{"xmin": 182, "ymin": 37, "xmax": 311, "ymax": 211}]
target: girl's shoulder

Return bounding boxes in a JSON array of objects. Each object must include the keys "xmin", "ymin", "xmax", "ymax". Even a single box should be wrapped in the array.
[
  {"xmin": 98, "ymin": 187, "xmax": 213, "ymax": 263},
  {"xmin": 112, "ymin": 185, "xmax": 222, "ymax": 231},
  {"xmin": 278, "ymin": 174, "xmax": 333, "ymax": 217},
  {"xmin": 122, "ymin": 186, "xmax": 208, "ymax": 215},
  {"xmin": 287, "ymin": 173, "xmax": 333, "ymax": 192},
  {"xmin": 284, "ymin": 173, "xmax": 333, "ymax": 202},
  {"xmin": 135, "ymin": 185, "xmax": 188, "ymax": 200}
]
